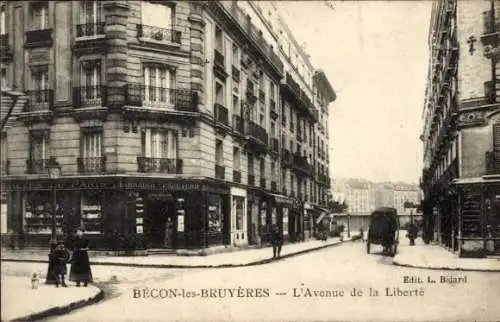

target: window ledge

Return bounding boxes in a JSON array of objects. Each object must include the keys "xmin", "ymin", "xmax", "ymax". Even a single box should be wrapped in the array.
[
  {"xmin": 75, "ymin": 34, "xmax": 106, "ymax": 42},
  {"xmin": 138, "ymin": 37, "xmax": 181, "ymax": 48}
]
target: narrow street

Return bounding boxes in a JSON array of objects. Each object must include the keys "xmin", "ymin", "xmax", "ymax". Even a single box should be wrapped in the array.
[{"xmin": 4, "ymin": 242, "xmax": 498, "ymax": 322}]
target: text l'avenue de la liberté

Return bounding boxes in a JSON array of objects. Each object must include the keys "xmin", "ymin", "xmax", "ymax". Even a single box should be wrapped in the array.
[{"xmin": 132, "ymin": 274, "xmax": 468, "ymax": 299}]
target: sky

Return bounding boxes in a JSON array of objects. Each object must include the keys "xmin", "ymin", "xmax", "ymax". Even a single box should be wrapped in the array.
[{"xmin": 276, "ymin": 1, "xmax": 432, "ymax": 184}]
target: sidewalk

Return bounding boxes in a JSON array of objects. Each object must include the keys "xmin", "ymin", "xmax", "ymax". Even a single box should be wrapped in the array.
[
  {"xmin": 1, "ymin": 276, "xmax": 103, "ymax": 321},
  {"xmin": 1, "ymin": 236, "xmax": 353, "ymax": 269},
  {"xmin": 393, "ymin": 239, "xmax": 500, "ymax": 272}
]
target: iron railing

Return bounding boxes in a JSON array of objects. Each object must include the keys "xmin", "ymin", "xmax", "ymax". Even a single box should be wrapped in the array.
[
  {"xmin": 125, "ymin": 84, "xmax": 198, "ymax": 112},
  {"xmin": 25, "ymin": 90, "xmax": 54, "ymax": 112},
  {"xmin": 73, "ymin": 86, "xmax": 107, "ymax": 108},
  {"xmin": 77, "ymin": 157, "xmax": 106, "ymax": 174},
  {"xmin": 137, "ymin": 24, "xmax": 181, "ymax": 44},
  {"xmin": 137, "ymin": 157, "xmax": 183, "ymax": 174},
  {"xmin": 76, "ymin": 22, "xmax": 105, "ymax": 38},
  {"xmin": 25, "ymin": 29, "xmax": 53, "ymax": 47},
  {"xmin": 246, "ymin": 121, "xmax": 268, "ymax": 146},
  {"xmin": 26, "ymin": 158, "xmax": 52, "ymax": 174}
]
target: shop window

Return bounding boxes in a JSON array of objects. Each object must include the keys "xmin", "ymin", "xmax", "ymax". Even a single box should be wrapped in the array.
[
  {"xmin": 80, "ymin": 191, "xmax": 103, "ymax": 234},
  {"xmin": 234, "ymin": 196, "xmax": 244, "ymax": 230},
  {"xmin": 141, "ymin": 129, "xmax": 177, "ymax": 159},
  {"xmin": 30, "ymin": 2, "xmax": 49, "ymax": 30},
  {"xmin": 24, "ymin": 192, "xmax": 62, "ymax": 235},
  {"xmin": 208, "ymin": 195, "xmax": 222, "ymax": 233}
]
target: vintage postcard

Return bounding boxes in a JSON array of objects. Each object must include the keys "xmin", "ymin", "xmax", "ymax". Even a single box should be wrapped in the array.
[{"xmin": 1, "ymin": 0, "xmax": 499, "ymax": 321}]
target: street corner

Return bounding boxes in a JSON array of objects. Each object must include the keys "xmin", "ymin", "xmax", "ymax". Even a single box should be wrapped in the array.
[{"xmin": 1, "ymin": 275, "xmax": 103, "ymax": 322}]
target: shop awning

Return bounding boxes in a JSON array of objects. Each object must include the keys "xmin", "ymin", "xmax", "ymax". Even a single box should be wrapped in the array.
[
  {"xmin": 268, "ymin": 193, "xmax": 293, "ymax": 206},
  {"xmin": 315, "ymin": 212, "xmax": 331, "ymax": 225},
  {"xmin": 452, "ymin": 176, "xmax": 500, "ymax": 185}
]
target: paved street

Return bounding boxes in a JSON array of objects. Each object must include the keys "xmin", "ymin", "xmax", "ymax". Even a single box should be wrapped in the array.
[{"xmin": 4, "ymin": 242, "xmax": 498, "ymax": 322}]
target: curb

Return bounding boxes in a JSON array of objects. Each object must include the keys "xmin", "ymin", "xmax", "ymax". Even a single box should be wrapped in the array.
[
  {"xmin": 392, "ymin": 260, "xmax": 500, "ymax": 273},
  {"xmin": 2, "ymin": 240, "xmax": 348, "ymax": 269},
  {"xmin": 10, "ymin": 288, "xmax": 104, "ymax": 322}
]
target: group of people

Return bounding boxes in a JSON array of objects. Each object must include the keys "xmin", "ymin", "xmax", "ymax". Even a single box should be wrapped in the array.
[{"xmin": 47, "ymin": 229, "xmax": 93, "ymax": 288}]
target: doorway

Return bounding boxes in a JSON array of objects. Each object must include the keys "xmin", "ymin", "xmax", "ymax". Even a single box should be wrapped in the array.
[{"xmin": 144, "ymin": 195, "xmax": 176, "ymax": 249}]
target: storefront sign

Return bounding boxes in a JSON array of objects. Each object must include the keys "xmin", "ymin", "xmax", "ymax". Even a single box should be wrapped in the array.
[{"xmin": 119, "ymin": 181, "xmax": 201, "ymax": 191}]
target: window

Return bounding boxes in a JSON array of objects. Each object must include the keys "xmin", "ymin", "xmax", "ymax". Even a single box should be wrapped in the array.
[
  {"xmin": 234, "ymin": 196, "xmax": 244, "ymax": 230},
  {"xmin": 232, "ymin": 95, "xmax": 239, "ymax": 115},
  {"xmin": 141, "ymin": 1, "xmax": 173, "ymax": 28},
  {"xmin": 141, "ymin": 129, "xmax": 177, "ymax": 159},
  {"xmin": 143, "ymin": 65, "xmax": 175, "ymax": 104},
  {"xmin": 0, "ymin": 66, "xmax": 6, "ymax": 88},
  {"xmin": 81, "ymin": 129, "xmax": 102, "ymax": 158},
  {"xmin": 248, "ymin": 154, "xmax": 254, "ymax": 175},
  {"xmin": 260, "ymin": 158, "xmax": 265, "ymax": 177},
  {"xmin": 30, "ymin": 131, "xmax": 49, "ymax": 161},
  {"xmin": 271, "ymin": 161, "xmax": 276, "ymax": 178},
  {"xmin": 0, "ymin": 5, "xmax": 5, "ymax": 35},
  {"xmin": 31, "ymin": 2, "xmax": 49, "ymax": 30},
  {"xmin": 233, "ymin": 147, "xmax": 240, "ymax": 171},
  {"xmin": 215, "ymin": 26, "xmax": 223, "ymax": 52},
  {"xmin": 215, "ymin": 81, "xmax": 225, "ymax": 105},
  {"xmin": 232, "ymin": 44, "xmax": 239, "ymax": 68},
  {"xmin": 81, "ymin": 1, "xmax": 102, "ymax": 26},
  {"xmin": 270, "ymin": 121, "xmax": 276, "ymax": 138},
  {"xmin": 31, "ymin": 65, "xmax": 49, "ymax": 91},
  {"xmin": 270, "ymin": 82, "xmax": 275, "ymax": 101},
  {"xmin": 81, "ymin": 60, "xmax": 102, "ymax": 99},
  {"xmin": 215, "ymin": 139, "xmax": 223, "ymax": 166}
]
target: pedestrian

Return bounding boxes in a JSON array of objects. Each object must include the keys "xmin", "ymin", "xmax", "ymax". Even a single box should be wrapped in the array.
[
  {"xmin": 69, "ymin": 229, "xmax": 93, "ymax": 287},
  {"xmin": 45, "ymin": 242, "xmax": 58, "ymax": 285},
  {"xmin": 271, "ymin": 225, "xmax": 283, "ymax": 259},
  {"xmin": 359, "ymin": 228, "xmax": 364, "ymax": 242},
  {"xmin": 408, "ymin": 222, "xmax": 418, "ymax": 246},
  {"xmin": 51, "ymin": 241, "xmax": 70, "ymax": 287}
]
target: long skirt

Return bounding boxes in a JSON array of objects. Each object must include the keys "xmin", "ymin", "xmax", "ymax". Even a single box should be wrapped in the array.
[{"xmin": 69, "ymin": 250, "xmax": 93, "ymax": 283}]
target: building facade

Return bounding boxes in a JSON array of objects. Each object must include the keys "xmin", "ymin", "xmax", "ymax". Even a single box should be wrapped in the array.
[
  {"xmin": 420, "ymin": 0, "xmax": 500, "ymax": 256},
  {"xmin": 0, "ymin": 1, "xmax": 336, "ymax": 249}
]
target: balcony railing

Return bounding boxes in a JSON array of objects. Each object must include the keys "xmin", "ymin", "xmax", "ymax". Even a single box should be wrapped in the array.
[
  {"xmin": 26, "ymin": 158, "xmax": 52, "ymax": 174},
  {"xmin": 25, "ymin": 90, "xmax": 54, "ymax": 112},
  {"xmin": 486, "ymin": 151, "xmax": 500, "ymax": 175},
  {"xmin": 137, "ymin": 24, "xmax": 181, "ymax": 44},
  {"xmin": 292, "ymin": 153, "xmax": 314, "ymax": 176},
  {"xmin": 214, "ymin": 103, "xmax": 229, "ymax": 126},
  {"xmin": 248, "ymin": 174, "xmax": 255, "ymax": 186},
  {"xmin": 77, "ymin": 157, "xmax": 106, "ymax": 174},
  {"xmin": 271, "ymin": 137, "xmax": 279, "ymax": 153},
  {"xmin": 233, "ymin": 170, "xmax": 241, "ymax": 183},
  {"xmin": 215, "ymin": 165, "xmax": 225, "ymax": 180},
  {"xmin": 137, "ymin": 157, "xmax": 183, "ymax": 174},
  {"xmin": 246, "ymin": 121, "xmax": 268, "ymax": 147},
  {"xmin": 25, "ymin": 29, "xmax": 53, "ymax": 48},
  {"xmin": 232, "ymin": 114, "xmax": 245, "ymax": 134},
  {"xmin": 125, "ymin": 84, "xmax": 198, "ymax": 112},
  {"xmin": 73, "ymin": 86, "xmax": 107, "ymax": 108},
  {"xmin": 260, "ymin": 178, "xmax": 266, "ymax": 189},
  {"xmin": 76, "ymin": 22, "xmax": 105, "ymax": 38}
]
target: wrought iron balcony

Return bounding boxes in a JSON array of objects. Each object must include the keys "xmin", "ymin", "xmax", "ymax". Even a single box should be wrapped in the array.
[
  {"xmin": 245, "ymin": 121, "xmax": 268, "ymax": 150},
  {"xmin": 260, "ymin": 178, "xmax": 266, "ymax": 189},
  {"xmin": 77, "ymin": 157, "xmax": 106, "ymax": 174},
  {"xmin": 215, "ymin": 165, "xmax": 225, "ymax": 180},
  {"xmin": 233, "ymin": 170, "xmax": 241, "ymax": 183},
  {"xmin": 318, "ymin": 173, "xmax": 331, "ymax": 187},
  {"xmin": 214, "ymin": 103, "xmax": 229, "ymax": 126},
  {"xmin": 137, "ymin": 157, "xmax": 183, "ymax": 174},
  {"xmin": 26, "ymin": 158, "xmax": 53, "ymax": 174},
  {"xmin": 248, "ymin": 174, "xmax": 255, "ymax": 186},
  {"xmin": 76, "ymin": 22, "xmax": 105, "ymax": 38},
  {"xmin": 486, "ymin": 151, "xmax": 500, "ymax": 175},
  {"xmin": 232, "ymin": 114, "xmax": 245, "ymax": 134},
  {"xmin": 271, "ymin": 137, "xmax": 279, "ymax": 153},
  {"xmin": 73, "ymin": 86, "xmax": 107, "ymax": 108},
  {"xmin": 137, "ymin": 24, "xmax": 181, "ymax": 44},
  {"xmin": 281, "ymin": 73, "xmax": 316, "ymax": 121},
  {"xmin": 25, "ymin": 29, "xmax": 53, "ymax": 48},
  {"xmin": 25, "ymin": 89, "xmax": 54, "ymax": 112},
  {"xmin": 125, "ymin": 84, "xmax": 198, "ymax": 112},
  {"xmin": 292, "ymin": 153, "xmax": 314, "ymax": 177}
]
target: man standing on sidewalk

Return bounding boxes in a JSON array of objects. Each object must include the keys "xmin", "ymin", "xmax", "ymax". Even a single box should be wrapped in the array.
[{"xmin": 271, "ymin": 225, "xmax": 283, "ymax": 259}]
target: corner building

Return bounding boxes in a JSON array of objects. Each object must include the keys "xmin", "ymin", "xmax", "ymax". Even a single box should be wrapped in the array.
[
  {"xmin": 421, "ymin": 0, "xmax": 500, "ymax": 257},
  {"xmin": 0, "ymin": 1, "xmax": 335, "ymax": 249}
]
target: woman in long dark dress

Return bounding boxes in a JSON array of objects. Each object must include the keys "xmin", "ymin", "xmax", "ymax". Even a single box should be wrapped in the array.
[{"xmin": 69, "ymin": 229, "xmax": 93, "ymax": 287}]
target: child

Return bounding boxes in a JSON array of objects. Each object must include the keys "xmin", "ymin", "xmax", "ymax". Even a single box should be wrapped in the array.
[{"xmin": 50, "ymin": 241, "xmax": 70, "ymax": 287}]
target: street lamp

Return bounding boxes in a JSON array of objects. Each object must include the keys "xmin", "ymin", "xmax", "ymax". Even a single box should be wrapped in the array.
[
  {"xmin": 47, "ymin": 159, "xmax": 61, "ymax": 245},
  {"xmin": 347, "ymin": 213, "xmax": 351, "ymax": 238}
]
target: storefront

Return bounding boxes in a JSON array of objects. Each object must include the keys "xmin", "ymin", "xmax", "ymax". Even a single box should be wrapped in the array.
[
  {"xmin": 230, "ymin": 187, "xmax": 247, "ymax": 246},
  {"xmin": 453, "ymin": 176, "xmax": 500, "ymax": 257},
  {"xmin": 303, "ymin": 202, "xmax": 314, "ymax": 239},
  {"xmin": 247, "ymin": 189, "xmax": 270, "ymax": 246},
  {"xmin": 268, "ymin": 193, "xmax": 295, "ymax": 242},
  {"xmin": 5, "ymin": 177, "xmax": 230, "ymax": 249}
]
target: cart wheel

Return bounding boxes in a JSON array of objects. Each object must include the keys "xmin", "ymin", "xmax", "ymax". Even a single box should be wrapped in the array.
[{"xmin": 366, "ymin": 241, "xmax": 371, "ymax": 254}]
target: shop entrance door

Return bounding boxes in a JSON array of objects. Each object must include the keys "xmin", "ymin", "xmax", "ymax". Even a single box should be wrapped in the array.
[{"xmin": 145, "ymin": 196, "xmax": 176, "ymax": 249}]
